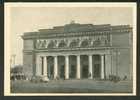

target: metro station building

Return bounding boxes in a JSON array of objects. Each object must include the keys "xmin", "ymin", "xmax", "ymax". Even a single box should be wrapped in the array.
[{"xmin": 22, "ymin": 22, "xmax": 133, "ymax": 80}]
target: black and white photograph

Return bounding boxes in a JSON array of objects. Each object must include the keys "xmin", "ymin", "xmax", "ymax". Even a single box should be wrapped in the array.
[{"xmin": 4, "ymin": 3, "xmax": 136, "ymax": 96}]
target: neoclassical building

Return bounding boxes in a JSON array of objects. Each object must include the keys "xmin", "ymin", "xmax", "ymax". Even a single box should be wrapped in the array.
[{"xmin": 22, "ymin": 22, "xmax": 133, "ymax": 80}]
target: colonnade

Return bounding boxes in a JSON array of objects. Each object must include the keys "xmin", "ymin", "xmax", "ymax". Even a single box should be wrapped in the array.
[{"xmin": 36, "ymin": 54, "xmax": 105, "ymax": 79}]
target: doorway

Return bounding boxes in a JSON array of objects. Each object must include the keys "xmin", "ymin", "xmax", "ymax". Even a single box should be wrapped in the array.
[
  {"xmin": 93, "ymin": 55, "xmax": 101, "ymax": 79},
  {"xmin": 81, "ymin": 55, "xmax": 89, "ymax": 79},
  {"xmin": 69, "ymin": 55, "xmax": 76, "ymax": 79},
  {"xmin": 47, "ymin": 56, "xmax": 54, "ymax": 80},
  {"xmin": 58, "ymin": 56, "xmax": 65, "ymax": 79},
  {"xmin": 82, "ymin": 65, "xmax": 89, "ymax": 78},
  {"xmin": 93, "ymin": 64, "xmax": 101, "ymax": 78}
]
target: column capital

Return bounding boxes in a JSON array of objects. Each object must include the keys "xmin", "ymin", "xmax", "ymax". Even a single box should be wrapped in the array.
[
  {"xmin": 76, "ymin": 55, "xmax": 81, "ymax": 57},
  {"xmin": 43, "ymin": 56, "xmax": 48, "ymax": 58},
  {"xmin": 40, "ymin": 56, "xmax": 43, "ymax": 58},
  {"xmin": 65, "ymin": 55, "xmax": 69, "ymax": 57},
  {"xmin": 88, "ymin": 54, "xmax": 93, "ymax": 56},
  {"xmin": 100, "ymin": 54, "xmax": 105, "ymax": 56}
]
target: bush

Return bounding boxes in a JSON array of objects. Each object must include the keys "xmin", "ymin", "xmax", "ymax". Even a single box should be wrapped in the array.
[{"xmin": 30, "ymin": 76, "xmax": 49, "ymax": 83}]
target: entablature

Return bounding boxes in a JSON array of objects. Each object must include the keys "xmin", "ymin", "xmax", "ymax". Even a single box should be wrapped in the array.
[{"xmin": 22, "ymin": 27, "xmax": 132, "ymax": 40}]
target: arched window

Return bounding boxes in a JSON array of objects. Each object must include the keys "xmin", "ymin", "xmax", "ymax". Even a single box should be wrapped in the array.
[
  {"xmin": 36, "ymin": 40, "xmax": 41, "ymax": 49},
  {"xmin": 58, "ymin": 40, "xmax": 67, "ymax": 48},
  {"xmin": 69, "ymin": 40, "xmax": 78, "ymax": 48},
  {"xmin": 40, "ymin": 40, "xmax": 46, "ymax": 48},
  {"xmin": 80, "ymin": 39, "xmax": 89, "ymax": 47},
  {"xmin": 47, "ymin": 41, "xmax": 55, "ymax": 48}
]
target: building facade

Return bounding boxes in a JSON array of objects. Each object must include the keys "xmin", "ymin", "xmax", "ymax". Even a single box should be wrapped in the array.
[{"xmin": 22, "ymin": 22, "xmax": 133, "ymax": 80}]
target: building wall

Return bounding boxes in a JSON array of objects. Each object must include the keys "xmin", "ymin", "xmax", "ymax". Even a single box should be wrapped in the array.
[
  {"xmin": 105, "ymin": 54, "xmax": 111, "ymax": 79},
  {"xmin": 111, "ymin": 48, "xmax": 131, "ymax": 80},
  {"xmin": 118, "ymin": 49, "xmax": 131, "ymax": 80},
  {"xmin": 23, "ymin": 39, "xmax": 34, "ymax": 50},
  {"xmin": 111, "ymin": 32, "xmax": 132, "ymax": 80},
  {"xmin": 112, "ymin": 33, "xmax": 130, "ymax": 47},
  {"xmin": 23, "ymin": 39, "xmax": 34, "ymax": 79},
  {"xmin": 36, "ymin": 54, "xmax": 46, "ymax": 76},
  {"xmin": 23, "ymin": 53, "xmax": 33, "ymax": 79}
]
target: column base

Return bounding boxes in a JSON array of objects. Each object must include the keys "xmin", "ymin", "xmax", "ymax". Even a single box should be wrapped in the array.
[
  {"xmin": 41, "ymin": 75, "xmax": 49, "ymax": 82},
  {"xmin": 88, "ymin": 77, "xmax": 93, "ymax": 79},
  {"xmin": 76, "ymin": 77, "xmax": 81, "ymax": 80},
  {"xmin": 54, "ymin": 75, "xmax": 59, "ymax": 80},
  {"xmin": 65, "ymin": 77, "xmax": 69, "ymax": 80}
]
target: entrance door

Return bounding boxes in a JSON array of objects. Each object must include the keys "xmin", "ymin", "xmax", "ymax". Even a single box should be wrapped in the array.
[
  {"xmin": 69, "ymin": 56, "xmax": 77, "ymax": 79},
  {"xmin": 81, "ymin": 55, "xmax": 88, "ymax": 79},
  {"xmin": 93, "ymin": 55, "xmax": 101, "ymax": 79},
  {"xmin": 49, "ymin": 65, "xmax": 54, "ymax": 79},
  {"xmin": 93, "ymin": 64, "xmax": 101, "ymax": 78},
  {"xmin": 47, "ymin": 65, "xmax": 54, "ymax": 80},
  {"xmin": 82, "ymin": 65, "xmax": 88, "ymax": 78},
  {"xmin": 58, "ymin": 56, "xmax": 65, "ymax": 79},
  {"xmin": 60, "ymin": 65, "xmax": 65, "ymax": 79},
  {"xmin": 70, "ymin": 65, "xmax": 76, "ymax": 78},
  {"xmin": 47, "ymin": 56, "xmax": 54, "ymax": 80}
]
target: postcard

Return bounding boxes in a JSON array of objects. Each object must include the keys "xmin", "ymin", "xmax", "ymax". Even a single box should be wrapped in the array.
[{"xmin": 4, "ymin": 2, "xmax": 137, "ymax": 96}]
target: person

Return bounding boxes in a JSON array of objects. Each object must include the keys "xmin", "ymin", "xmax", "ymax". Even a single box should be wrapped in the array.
[
  {"xmin": 88, "ymin": 72, "xmax": 91, "ymax": 78},
  {"xmin": 123, "ymin": 75, "xmax": 127, "ymax": 80}
]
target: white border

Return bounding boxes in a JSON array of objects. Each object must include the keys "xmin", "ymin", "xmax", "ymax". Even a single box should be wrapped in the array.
[{"xmin": 4, "ymin": 2, "xmax": 137, "ymax": 96}]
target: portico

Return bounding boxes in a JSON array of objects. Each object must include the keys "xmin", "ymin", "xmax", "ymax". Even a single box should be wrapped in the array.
[{"xmin": 36, "ymin": 53, "xmax": 105, "ymax": 80}]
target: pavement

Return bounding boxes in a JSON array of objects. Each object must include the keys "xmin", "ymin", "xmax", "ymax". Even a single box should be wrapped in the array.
[{"xmin": 11, "ymin": 79, "xmax": 133, "ymax": 93}]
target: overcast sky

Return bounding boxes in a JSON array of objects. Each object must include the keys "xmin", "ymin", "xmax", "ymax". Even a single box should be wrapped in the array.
[{"xmin": 9, "ymin": 6, "xmax": 133, "ymax": 65}]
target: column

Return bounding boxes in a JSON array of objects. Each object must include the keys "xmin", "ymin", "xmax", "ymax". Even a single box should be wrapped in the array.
[
  {"xmin": 88, "ymin": 55, "xmax": 93, "ymax": 79},
  {"xmin": 41, "ymin": 56, "xmax": 43, "ymax": 75},
  {"xmin": 76, "ymin": 55, "xmax": 81, "ymax": 79},
  {"xmin": 101, "ymin": 55, "xmax": 105, "ymax": 79},
  {"xmin": 36, "ymin": 56, "xmax": 41, "ymax": 76},
  {"xmin": 54, "ymin": 56, "xmax": 58, "ymax": 79},
  {"xmin": 43, "ymin": 56, "xmax": 47, "ymax": 77},
  {"xmin": 65, "ymin": 55, "xmax": 69, "ymax": 79}
]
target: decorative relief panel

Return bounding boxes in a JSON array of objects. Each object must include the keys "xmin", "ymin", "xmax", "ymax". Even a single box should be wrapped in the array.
[
  {"xmin": 35, "ymin": 34, "xmax": 110, "ymax": 49},
  {"xmin": 24, "ymin": 40, "xmax": 34, "ymax": 50},
  {"xmin": 69, "ymin": 39, "xmax": 79, "ymax": 48}
]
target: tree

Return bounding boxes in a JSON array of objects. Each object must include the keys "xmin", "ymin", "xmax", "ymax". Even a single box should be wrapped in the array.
[{"xmin": 11, "ymin": 65, "xmax": 23, "ymax": 73}]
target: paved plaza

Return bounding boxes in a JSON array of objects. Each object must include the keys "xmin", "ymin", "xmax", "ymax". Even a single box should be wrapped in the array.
[{"xmin": 11, "ymin": 79, "xmax": 132, "ymax": 93}]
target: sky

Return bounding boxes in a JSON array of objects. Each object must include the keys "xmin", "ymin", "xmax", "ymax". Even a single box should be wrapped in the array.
[{"xmin": 9, "ymin": 6, "xmax": 133, "ymax": 65}]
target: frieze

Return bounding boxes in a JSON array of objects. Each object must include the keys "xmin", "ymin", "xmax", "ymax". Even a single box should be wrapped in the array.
[{"xmin": 35, "ymin": 35, "xmax": 110, "ymax": 49}]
